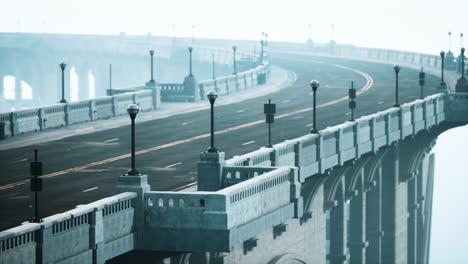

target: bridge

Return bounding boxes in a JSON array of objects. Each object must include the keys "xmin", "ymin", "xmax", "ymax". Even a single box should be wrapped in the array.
[{"xmin": 0, "ymin": 32, "xmax": 468, "ymax": 264}]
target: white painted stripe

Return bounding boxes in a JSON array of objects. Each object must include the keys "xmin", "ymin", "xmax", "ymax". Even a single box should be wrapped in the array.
[
  {"xmin": 181, "ymin": 122, "xmax": 188, "ymax": 125},
  {"xmin": 104, "ymin": 138, "xmax": 119, "ymax": 143},
  {"xmin": 282, "ymin": 99, "xmax": 291, "ymax": 103},
  {"xmin": 345, "ymin": 112, "xmax": 351, "ymax": 116},
  {"xmin": 9, "ymin": 158, "xmax": 27, "ymax": 164},
  {"xmin": 242, "ymin": 141, "xmax": 255, "ymax": 146},
  {"xmin": 82, "ymin": 187, "xmax": 99, "ymax": 193},
  {"xmin": 306, "ymin": 123, "xmax": 313, "ymax": 127},
  {"xmin": 236, "ymin": 109, "xmax": 245, "ymax": 113},
  {"xmin": 378, "ymin": 101, "xmax": 383, "ymax": 104},
  {"xmin": 165, "ymin": 162, "xmax": 182, "ymax": 168}
]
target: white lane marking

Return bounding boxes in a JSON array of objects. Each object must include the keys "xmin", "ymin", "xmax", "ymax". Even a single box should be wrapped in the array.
[
  {"xmin": 378, "ymin": 101, "xmax": 383, "ymax": 104},
  {"xmin": 242, "ymin": 141, "xmax": 255, "ymax": 146},
  {"xmin": 82, "ymin": 187, "xmax": 99, "ymax": 193},
  {"xmin": 345, "ymin": 112, "xmax": 351, "ymax": 116},
  {"xmin": 306, "ymin": 123, "xmax": 313, "ymax": 127},
  {"xmin": 9, "ymin": 158, "xmax": 27, "ymax": 164},
  {"xmin": 236, "ymin": 109, "xmax": 245, "ymax": 113},
  {"xmin": 181, "ymin": 122, "xmax": 188, "ymax": 126},
  {"xmin": 165, "ymin": 162, "xmax": 182, "ymax": 168},
  {"xmin": 104, "ymin": 138, "xmax": 119, "ymax": 143},
  {"xmin": 282, "ymin": 100, "xmax": 291, "ymax": 103}
]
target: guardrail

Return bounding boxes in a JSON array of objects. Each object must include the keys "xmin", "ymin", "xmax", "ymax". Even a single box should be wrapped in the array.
[{"xmin": 0, "ymin": 192, "xmax": 136, "ymax": 264}]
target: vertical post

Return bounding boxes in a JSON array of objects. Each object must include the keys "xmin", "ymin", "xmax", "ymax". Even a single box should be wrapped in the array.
[
  {"xmin": 212, "ymin": 53, "xmax": 216, "ymax": 79},
  {"xmin": 349, "ymin": 81, "xmax": 356, "ymax": 121},
  {"xmin": 462, "ymin": 48, "xmax": 466, "ymax": 78},
  {"xmin": 310, "ymin": 80, "xmax": 319, "ymax": 134},
  {"xmin": 206, "ymin": 90, "xmax": 218, "ymax": 153},
  {"xmin": 59, "ymin": 62, "xmax": 66, "ymax": 103},
  {"xmin": 30, "ymin": 149, "xmax": 43, "ymax": 223},
  {"xmin": 188, "ymin": 47, "xmax": 193, "ymax": 77},
  {"xmin": 126, "ymin": 104, "xmax": 140, "ymax": 176},
  {"xmin": 393, "ymin": 65, "xmax": 401, "ymax": 107},
  {"xmin": 149, "ymin": 49, "xmax": 155, "ymax": 82},
  {"xmin": 449, "ymin": 32, "xmax": 452, "ymax": 52},
  {"xmin": 109, "ymin": 64, "xmax": 112, "ymax": 95},
  {"xmin": 34, "ymin": 150, "xmax": 38, "ymax": 221},
  {"xmin": 232, "ymin": 46, "xmax": 237, "ymax": 75},
  {"xmin": 260, "ymin": 32, "xmax": 265, "ymax": 65},
  {"xmin": 419, "ymin": 67, "xmax": 425, "ymax": 99},
  {"xmin": 440, "ymin": 51, "xmax": 446, "ymax": 86},
  {"xmin": 264, "ymin": 99, "xmax": 276, "ymax": 147}
]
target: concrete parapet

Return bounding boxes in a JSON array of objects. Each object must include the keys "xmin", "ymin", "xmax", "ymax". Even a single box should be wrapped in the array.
[
  {"xmin": 11, "ymin": 108, "xmax": 40, "ymax": 134},
  {"xmin": 0, "ymin": 192, "xmax": 136, "ymax": 264},
  {"xmin": 67, "ymin": 100, "xmax": 92, "ymax": 125},
  {"xmin": 0, "ymin": 112, "xmax": 12, "ymax": 138},
  {"xmin": 39, "ymin": 104, "xmax": 66, "ymax": 130}
]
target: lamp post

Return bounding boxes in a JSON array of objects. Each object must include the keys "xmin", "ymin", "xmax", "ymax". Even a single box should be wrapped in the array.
[
  {"xmin": 461, "ymin": 47, "xmax": 466, "ymax": 79},
  {"xmin": 207, "ymin": 90, "xmax": 218, "ymax": 153},
  {"xmin": 393, "ymin": 65, "xmax": 401, "ymax": 107},
  {"xmin": 419, "ymin": 67, "xmax": 425, "ymax": 99},
  {"xmin": 440, "ymin": 51, "xmax": 446, "ymax": 88},
  {"xmin": 149, "ymin": 49, "xmax": 155, "ymax": 82},
  {"xmin": 310, "ymin": 80, "xmax": 320, "ymax": 134},
  {"xmin": 232, "ymin": 46, "xmax": 237, "ymax": 75},
  {"xmin": 349, "ymin": 81, "xmax": 356, "ymax": 121},
  {"xmin": 109, "ymin": 64, "xmax": 113, "ymax": 96},
  {"xmin": 188, "ymin": 47, "xmax": 193, "ymax": 76},
  {"xmin": 127, "ymin": 104, "xmax": 140, "ymax": 176},
  {"xmin": 59, "ymin": 62, "xmax": 67, "ymax": 103},
  {"xmin": 212, "ymin": 53, "xmax": 216, "ymax": 79}
]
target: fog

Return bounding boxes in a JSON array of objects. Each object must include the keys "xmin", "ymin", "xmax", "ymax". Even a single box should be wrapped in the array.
[{"xmin": 1, "ymin": 0, "xmax": 466, "ymax": 54}]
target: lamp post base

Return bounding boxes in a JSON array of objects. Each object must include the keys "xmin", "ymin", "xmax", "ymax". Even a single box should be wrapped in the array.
[
  {"xmin": 309, "ymin": 129, "xmax": 319, "ymax": 134},
  {"xmin": 439, "ymin": 82, "xmax": 447, "ymax": 90},
  {"xmin": 59, "ymin": 99, "xmax": 67, "ymax": 104},
  {"xmin": 31, "ymin": 217, "xmax": 43, "ymax": 223},
  {"xmin": 394, "ymin": 104, "xmax": 400, "ymax": 107},
  {"xmin": 127, "ymin": 169, "xmax": 140, "ymax": 176},
  {"xmin": 207, "ymin": 147, "xmax": 218, "ymax": 153}
]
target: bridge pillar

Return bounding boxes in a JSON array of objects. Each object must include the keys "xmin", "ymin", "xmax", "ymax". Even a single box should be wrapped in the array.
[
  {"xmin": 407, "ymin": 174, "xmax": 418, "ymax": 264},
  {"xmin": 15, "ymin": 75, "xmax": 22, "ymax": 101},
  {"xmin": 183, "ymin": 75, "xmax": 199, "ymax": 102},
  {"xmin": 328, "ymin": 177, "xmax": 349, "ymax": 264},
  {"xmin": 197, "ymin": 152, "xmax": 225, "ymax": 191},
  {"xmin": 349, "ymin": 172, "xmax": 367, "ymax": 264},
  {"xmin": 365, "ymin": 164, "xmax": 383, "ymax": 263},
  {"xmin": 116, "ymin": 174, "xmax": 150, "ymax": 249}
]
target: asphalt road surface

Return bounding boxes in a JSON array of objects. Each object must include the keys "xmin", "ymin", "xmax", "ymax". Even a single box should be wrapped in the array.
[{"xmin": 0, "ymin": 53, "xmax": 442, "ymax": 230}]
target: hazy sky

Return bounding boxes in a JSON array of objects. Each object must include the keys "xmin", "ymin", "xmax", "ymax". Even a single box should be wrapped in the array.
[{"xmin": 0, "ymin": 0, "xmax": 466, "ymax": 54}]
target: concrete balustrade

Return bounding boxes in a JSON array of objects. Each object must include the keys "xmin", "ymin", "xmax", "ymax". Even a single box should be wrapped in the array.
[
  {"xmin": 67, "ymin": 100, "xmax": 93, "ymax": 125},
  {"xmin": 0, "ymin": 112, "xmax": 12, "ymax": 138},
  {"xmin": 0, "ymin": 192, "xmax": 136, "ymax": 264},
  {"xmin": 39, "ymin": 104, "xmax": 66, "ymax": 129},
  {"xmin": 94, "ymin": 96, "xmax": 114, "ymax": 120}
]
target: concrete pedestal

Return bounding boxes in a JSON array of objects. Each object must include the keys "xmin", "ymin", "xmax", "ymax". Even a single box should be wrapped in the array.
[
  {"xmin": 197, "ymin": 152, "xmax": 225, "ymax": 191},
  {"xmin": 455, "ymin": 77, "xmax": 468, "ymax": 92},
  {"xmin": 183, "ymin": 75, "xmax": 199, "ymax": 101},
  {"xmin": 145, "ymin": 80, "xmax": 160, "ymax": 110},
  {"xmin": 116, "ymin": 174, "xmax": 150, "ymax": 249}
]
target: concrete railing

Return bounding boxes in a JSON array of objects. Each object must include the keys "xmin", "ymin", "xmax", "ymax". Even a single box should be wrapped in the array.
[
  {"xmin": 142, "ymin": 166, "xmax": 301, "ymax": 252},
  {"xmin": 0, "ymin": 88, "xmax": 158, "ymax": 139},
  {"xmin": 224, "ymin": 93, "xmax": 446, "ymax": 182},
  {"xmin": 0, "ymin": 192, "xmax": 136, "ymax": 264}
]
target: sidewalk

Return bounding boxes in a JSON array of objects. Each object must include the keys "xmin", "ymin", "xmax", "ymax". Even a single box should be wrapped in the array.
[{"xmin": 0, "ymin": 66, "xmax": 296, "ymax": 151}]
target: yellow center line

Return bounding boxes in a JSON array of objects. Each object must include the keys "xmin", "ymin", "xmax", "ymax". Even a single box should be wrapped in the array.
[{"xmin": 0, "ymin": 59, "xmax": 374, "ymax": 191}]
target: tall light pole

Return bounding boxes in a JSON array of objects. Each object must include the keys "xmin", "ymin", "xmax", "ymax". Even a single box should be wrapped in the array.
[
  {"xmin": 59, "ymin": 62, "xmax": 67, "ymax": 103},
  {"xmin": 310, "ymin": 80, "xmax": 320, "ymax": 134},
  {"xmin": 461, "ymin": 47, "xmax": 466, "ymax": 79},
  {"xmin": 127, "ymin": 104, "xmax": 140, "ymax": 176},
  {"xmin": 188, "ymin": 47, "xmax": 193, "ymax": 77},
  {"xmin": 393, "ymin": 65, "xmax": 401, "ymax": 107},
  {"xmin": 260, "ymin": 32, "xmax": 265, "ymax": 65},
  {"xmin": 232, "ymin": 46, "xmax": 237, "ymax": 75},
  {"xmin": 419, "ymin": 67, "xmax": 425, "ymax": 99},
  {"xmin": 212, "ymin": 53, "xmax": 216, "ymax": 79},
  {"xmin": 349, "ymin": 81, "xmax": 356, "ymax": 121},
  {"xmin": 149, "ymin": 49, "xmax": 155, "ymax": 82},
  {"xmin": 207, "ymin": 90, "xmax": 218, "ymax": 153},
  {"xmin": 440, "ymin": 51, "xmax": 446, "ymax": 88}
]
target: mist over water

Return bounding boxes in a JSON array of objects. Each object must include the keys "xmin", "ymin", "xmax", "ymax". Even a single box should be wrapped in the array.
[{"xmin": 430, "ymin": 125, "xmax": 468, "ymax": 263}]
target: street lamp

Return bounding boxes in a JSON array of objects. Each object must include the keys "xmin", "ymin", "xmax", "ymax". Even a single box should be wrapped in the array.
[
  {"xmin": 440, "ymin": 51, "xmax": 446, "ymax": 88},
  {"xmin": 207, "ymin": 90, "xmax": 218, "ymax": 153},
  {"xmin": 188, "ymin": 47, "xmax": 193, "ymax": 76},
  {"xmin": 232, "ymin": 46, "xmax": 237, "ymax": 75},
  {"xmin": 212, "ymin": 53, "xmax": 216, "ymax": 79},
  {"xmin": 310, "ymin": 80, "xmax": 320, "ymax": 134},
  {"xmin": 461, "ymin": 47, "xmax": 466, "ymax": 79},
  {"xmin": 393, "ymin": 65, "xmax": 401, "ymax": 107},
  {"xmin": 59, "ymin": 62, "xmax": 67, "ymax": 103},
  {"xmin": 149, "ymin": 49, "xmax": 155, "ymax": 82},
  {"xmin": 127, "ymin": 104, "xmax": 140, "ymax": 176}
]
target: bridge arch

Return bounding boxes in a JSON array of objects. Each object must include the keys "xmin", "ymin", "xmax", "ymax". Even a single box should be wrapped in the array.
[{"xmin": 268, "ymin": 253, "xmax": 306, "ymax": 264}]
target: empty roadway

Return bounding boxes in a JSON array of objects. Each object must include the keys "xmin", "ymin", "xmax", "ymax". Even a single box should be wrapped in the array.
[{"xmin": 0, "ymin": 53, "xmax": 442, "ymax": 230}]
